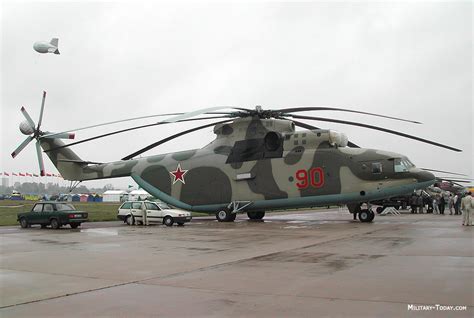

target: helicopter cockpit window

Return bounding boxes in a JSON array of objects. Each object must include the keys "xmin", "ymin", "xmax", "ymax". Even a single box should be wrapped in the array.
[
  {"xmin": 372, "ymin": 162, "xmax": 382, "ymax": 174},
  {"xmin": 394, "ymin": 158, "xmax": 411, "ymax": 173},
  {"xmin": 226, "ymin": 132, "xmax": 283, "ymax": 163}
]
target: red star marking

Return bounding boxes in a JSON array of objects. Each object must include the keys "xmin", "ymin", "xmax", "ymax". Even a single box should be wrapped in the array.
[{"xmin": 169, "ymin": 163, "xmax": 188, "ymax": 185}]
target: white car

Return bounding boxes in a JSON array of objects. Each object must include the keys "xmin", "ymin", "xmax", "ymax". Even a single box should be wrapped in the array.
[{"xmin": 117, "ymin": 201, "xmax": 192, "ymax": 226}]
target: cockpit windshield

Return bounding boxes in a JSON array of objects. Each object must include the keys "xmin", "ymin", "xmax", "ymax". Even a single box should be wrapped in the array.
[{"xmin": 394, "ymin": 158, "xmax": 415, "ymax": 173}]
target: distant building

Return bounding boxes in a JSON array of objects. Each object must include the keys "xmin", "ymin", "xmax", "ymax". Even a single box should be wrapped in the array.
[
  {"xmin": 103, "ymin": 190, "xmax": 127, "ymax": 202},
  {"xmin": 128, "ymin": 189, "xmax": 151, "ymax": 201}
]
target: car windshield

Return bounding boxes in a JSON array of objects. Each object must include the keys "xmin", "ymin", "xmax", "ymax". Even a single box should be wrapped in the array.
[
  {"xmin": 158, "ymin": 203, "xmax": 171, "ymax": 210},
  {"xmin": 55, "ymin": 203, "xmax": 76, "ymax": 211}
]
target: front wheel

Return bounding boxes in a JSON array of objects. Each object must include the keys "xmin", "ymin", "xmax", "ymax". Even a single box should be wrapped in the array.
[
  {"xmin": 50, "ymin": 218, "xmax": 60, "ymax": 229},
  {"xmin": 20, "ymin": 218, "xmax": 29, "ymax": 229},
  {"xmin": 359, "ymin": 209, "xmax": 374, "ymax": 223},
  {"xmin": 164, "ymin": 216, "xmax": 174, "ymax": 227},
  {"xmin": 216, "ymin": 209, "xmax": 234, "ymax": 222}
]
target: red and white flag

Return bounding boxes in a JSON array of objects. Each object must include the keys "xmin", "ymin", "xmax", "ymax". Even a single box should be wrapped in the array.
[
  {"xmin": 26, "ymin": 173, "xmax": 32, "ymax": 177},
  {"xmin": 12, "ymin": 173, "xmax": 18, "ymax": 176},
  {"xmin": 33, "ymin": 174, "xmax": 39, "ymax": 177},
  {"xmin": 19, "ymin": 173, "xmax": 25, "ymax": 177},
  {"xmin": 3, "ymin": 172, "xmax": 9, "ymax": 176},
  {"xmin": 46, "ymin": 173, "xmax": 52, "ymax": 177}
]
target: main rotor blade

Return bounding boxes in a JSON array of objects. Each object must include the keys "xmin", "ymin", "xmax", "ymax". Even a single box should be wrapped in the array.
[
  {"xmin": 37, "ymin": 91, "xmax": 46, "ymax": 130},
  {"xmin": 43, "ymin": 112, "xmax": 185, "ymax": 138},
  {"xmin": 122, "ymin": 119, "xmax": 233, "ymax": 160},
  {"xmin": 162, "ymin": 106, "xmax": 250, "ymax": 123},
  {"xmin": 289, "ymin": 114, "xmax": 461, "ymax": 152},
  {"xmin": 278, "ymin": 107, "xmax": 421, "ymax": 124},
  {"xmin": 41, "ymin": 132, "xmax": 75, "ymax": 140},
  {"xmin": 35, "ymin": 141, "xmax": 45, "ymax": 176},
  {"xmin": 285, "ymin": 117, "xmax": 360, "ymax": 148},
  {"xmin": 20, "ymin": 107, "xmax": 36, "ymax": 129},
  {"xmin": 437, "ymin": 178, "xmax": 471, "ymax": 184},
  {"xmin": 44, "ymin": 116, "xmax": 231, "ymax": 153},
  {"xmin": 11, "ymin": 136, "xmax": 34, "ymax": 158},
  {"xmin": 436, "ymin": 176, "xmax": 473, "ymax": 182},
  {"xmin": 421, "ymin": 168, "xmax": 467, "ymax": 176}
]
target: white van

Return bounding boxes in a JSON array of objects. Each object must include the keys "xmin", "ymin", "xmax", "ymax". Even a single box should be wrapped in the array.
[{"xmin": 117, "ymin": 201, "xmax": 192, "ymax": 226}]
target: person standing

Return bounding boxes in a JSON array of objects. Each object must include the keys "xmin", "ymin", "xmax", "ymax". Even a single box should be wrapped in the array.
[
  {"xmin": 461, "ymin": 192, "xmax": 472, "ymax": 226},
  {"xmin": 439, "ymin": 195, "xmax": 445, "ymax": 215},
  {"xmin": 416, "ymin": 195, "xmax": 424, "ymax": 214},
  {"xmin": 448, "ymin": 194, "xmax": 454, "ymax": 215},
  {"xmin": 432, "ymin": 196, "xmax": 440, "ymax": 215},
  {"xmin": 410, "ymin": 194, "xmax": 417, "ymax": 214},
  {"xmin": 455, "ymin": 194, "xmax": 462, "ymax": 215}
]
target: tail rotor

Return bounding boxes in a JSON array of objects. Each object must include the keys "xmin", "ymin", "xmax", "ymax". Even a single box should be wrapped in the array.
[{"xmin": 11, "ymin": 91, "xmax": 75, "ymax": 176}]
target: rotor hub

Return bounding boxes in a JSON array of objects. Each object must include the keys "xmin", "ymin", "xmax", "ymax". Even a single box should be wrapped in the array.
[{"xmin": 19, "ymin": 120, "xmax": 35, "ymax": 135}]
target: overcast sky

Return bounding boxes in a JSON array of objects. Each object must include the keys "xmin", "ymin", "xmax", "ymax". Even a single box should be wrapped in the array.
[{"xmin": 1, "ymin": 0, "xmax": 472, "ymax": 189}]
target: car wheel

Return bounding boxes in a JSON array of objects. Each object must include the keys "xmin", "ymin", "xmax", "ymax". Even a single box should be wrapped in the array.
[
  {"xmin": 126, "ymin": 215, "xmax": 135, "ymax": 226},
  {"xmin": 164, "ymin": 216, "xmax": 174, "ymax": 227},
  {"xmin": 50, "ymin": 218, "xmax": 60, "ymax": 229},
  {"xmin": 20, "ymin": 218, "xmax": 29, "ymax": 229},
  {"xmin": 376, "ymin": 207, "xmax": 384, "ymax": 214},
  {"xmin": 70, "ymin": 223, "xmax": 80, "ymax": 229}
]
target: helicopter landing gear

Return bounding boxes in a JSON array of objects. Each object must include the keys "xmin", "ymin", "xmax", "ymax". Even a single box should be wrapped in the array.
[
  {"xmin": 216, "ymin": 201, "xmax": 253, "ymax": 223},
  {"xmin": 348, "ymin": 203, "xmax": 375, "ymax": 222},
  {"xmin": 216, "ymin": 208, "xmax": 235, "ymax": 222},
  {"xmin": 358, "ymin": 209, "xmax": 375, "ymax": 222},
  {"xmin": 247, "ymin": 211, "xmax": 265, "ymax": 220}
]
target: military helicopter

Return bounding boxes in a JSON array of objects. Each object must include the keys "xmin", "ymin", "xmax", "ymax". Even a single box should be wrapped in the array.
[{"xmin": 12, "ymin": 91, "xmax": 462, "ymax": 223}]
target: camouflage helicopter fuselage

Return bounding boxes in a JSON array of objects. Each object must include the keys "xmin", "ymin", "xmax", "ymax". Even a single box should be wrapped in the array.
[{"xmin": 40, "ymin": 117, "xmax": 435, "ymax": 214}]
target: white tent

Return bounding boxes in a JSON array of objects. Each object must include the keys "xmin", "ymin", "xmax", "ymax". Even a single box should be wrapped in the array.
[
  {"xmin": 103, "ymin": 190, "xmax": 127, "ymax": 202},
  {"xmin": 128, "ymin": 189, "xmax": 150, "ymax": 201}
]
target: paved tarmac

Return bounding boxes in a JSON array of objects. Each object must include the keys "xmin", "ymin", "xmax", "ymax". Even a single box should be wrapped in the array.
[{"xmin": 0, "ymin": 209, "xmax": 472, "ymax": 317}]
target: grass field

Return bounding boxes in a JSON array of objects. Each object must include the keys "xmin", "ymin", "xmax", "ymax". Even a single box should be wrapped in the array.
[{"xmin": 0, "ymin": 200, "xmax": 212, "ymax": 226}]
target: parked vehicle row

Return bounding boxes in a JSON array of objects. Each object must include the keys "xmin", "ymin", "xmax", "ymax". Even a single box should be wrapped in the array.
[{"xmin": 16, "ymin": 200, "xmax": 192, "ymax": 229}]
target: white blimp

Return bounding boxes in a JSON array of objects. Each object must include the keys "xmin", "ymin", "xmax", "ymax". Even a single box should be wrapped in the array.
[{"xmin": 33, "ymin": 38, "xmax": 60, "ymax": 54}]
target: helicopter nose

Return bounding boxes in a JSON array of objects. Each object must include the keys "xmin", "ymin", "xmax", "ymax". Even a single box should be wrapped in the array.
[{"xmin": 414, "ymin": 170, "xmax": 436, "ymax": 183}]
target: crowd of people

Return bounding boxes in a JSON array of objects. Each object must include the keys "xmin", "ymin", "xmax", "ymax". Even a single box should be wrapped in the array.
[{"xmin": 409, "ymin": 191, "xmax": 472, "ymax": 226}]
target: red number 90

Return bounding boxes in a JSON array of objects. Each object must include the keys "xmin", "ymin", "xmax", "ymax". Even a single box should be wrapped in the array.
[{"xmin": 295, "ymin": 168, "xmax": 325, "ymax": 189}]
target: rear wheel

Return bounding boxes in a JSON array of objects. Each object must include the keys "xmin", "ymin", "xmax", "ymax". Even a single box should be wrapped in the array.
[
  {"xmin": 20, "ymin": 218, "xmax": 29, "ymax": 229},
  {"xmin": 164, "ymin": 216, "xmax": 174, "ymax": 227},
  {"xmin": 126, "ymin": 215, "xmax": 134, "ymax": 226},
  {"xmin": 50, "ymin": 218, "xmax": 60, "ymax": 229},
  {"xmin": 247, "ymin": 211, "xmax": 265, "ymax": 220},
  {"xmin": 376, "ymin": 207, "xmax": 384, "ymax": 214},
  {"xmin": 70, "ymin": 223, "xmax": 80, "ymax": 229}
]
